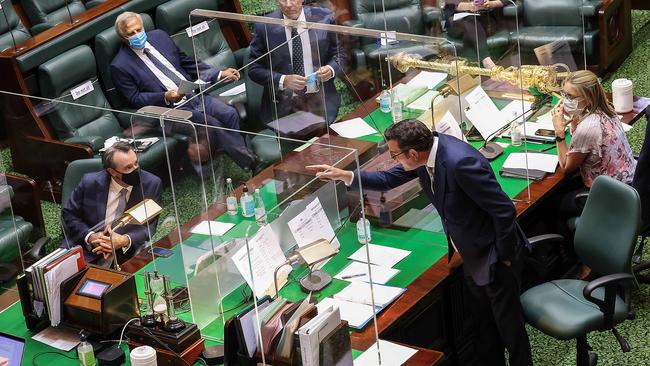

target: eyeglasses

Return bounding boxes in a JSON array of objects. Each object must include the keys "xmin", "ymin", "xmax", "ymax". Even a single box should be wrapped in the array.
[
  {"xmin": 389, "ymin": 150, "xmax": 406, "ymax": 160},
  {"xmin": 560, "ymin": 91, "xmax": 580, "ymax": 103}
]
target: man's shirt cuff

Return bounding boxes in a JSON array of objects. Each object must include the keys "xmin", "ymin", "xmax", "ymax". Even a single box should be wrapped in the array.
[
  {"xmin": 278, "ymin": 75, "xmax": 286, "ymax": 91},
  {"xmin": 122, "ymin": 235, "xmax": 132, "ymax": 254},
  {"xmin": 345, "ymin": 171, "xmax": 354, "ymax": 186},
  {"xmin": 324, "ymin": 65, "xmax": 336, "ymax": 81},
  {"xmin": 85, "ymin": 231, "xmax": 94, "ymax": 251}
]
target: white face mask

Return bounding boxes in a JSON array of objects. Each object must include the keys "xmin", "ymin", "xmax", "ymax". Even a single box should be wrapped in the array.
[{"xmin": 563, "ymin": 97, "xmax": 580, "ymax": 120}]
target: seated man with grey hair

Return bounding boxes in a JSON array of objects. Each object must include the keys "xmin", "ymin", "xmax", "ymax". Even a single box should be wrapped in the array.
[
  {"xmin": 110, "ymin": 11, "xmax": 262, "ymax": 174},
  {"xmin": 62, "ymin": 142, "xmax": 162, "ymax": 266}
]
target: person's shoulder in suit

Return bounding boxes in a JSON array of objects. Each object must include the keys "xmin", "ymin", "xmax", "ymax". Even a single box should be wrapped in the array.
[
  {"xmin": 78, "ymin": 170, "xmax": 109, "ymax": 190},
  {"xmin": 140, "ymin": 169, "xmax": 162, "ymax": 187},
  {"xmin": 305, "ymin": 6, "xmax": 334, "ymax": 23},
  {"xmin": 438, "ymin": 133, "xmax": 488, "ymax": 164}
]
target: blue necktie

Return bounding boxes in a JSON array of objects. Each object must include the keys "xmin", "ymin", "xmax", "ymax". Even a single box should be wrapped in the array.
[{"xmin": 143, "ymin": 48, "xmax": 182, "ymax": 87}]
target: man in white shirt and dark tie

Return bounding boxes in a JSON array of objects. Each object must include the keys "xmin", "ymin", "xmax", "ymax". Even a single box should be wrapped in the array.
[
  {"xmin": 62, "ymin": 142, "xmax": 163, "ymax": 266},
  {"xmin": 248, "ymin": 0, "xmax": 345, "ymax": 126}
]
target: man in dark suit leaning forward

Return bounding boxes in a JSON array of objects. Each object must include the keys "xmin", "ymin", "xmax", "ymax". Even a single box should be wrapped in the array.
[
  {"xmin": 110, "ymin": 12, "xmax": 260, "ymax": 172},
  {"xmin": 62, "ymin": 142, "xmax": 162, "ymax": 266},
  {"xmin": 248, "ymin": 0, "xmax": 344, "ymax": 125},
  {"xmin": 308, "ymin": 119, "xmax": 533, "ymax": 366}
]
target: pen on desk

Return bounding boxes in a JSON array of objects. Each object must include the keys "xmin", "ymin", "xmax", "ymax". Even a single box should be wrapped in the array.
[{"xmin": 341, "ymin": 273, "xmax": 366, "ymax": 279}]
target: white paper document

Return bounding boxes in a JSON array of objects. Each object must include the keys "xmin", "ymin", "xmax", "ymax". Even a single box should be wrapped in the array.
[
  {"xmin": 348, "ymin": 243, "xmax": 410, "ymax": 268},
  {"xmin": 334, "ymin": 261, "xmax": 399, "ymax": 285},
  {"xmin": 503, "ymin": 152, "xmax": 559, "ymax": 173},
  {"xmin": 232, "ymin": 225, "xmax": 289, "ymax": 298},
  {"xmin": 330, "ymin": 118, "xmax": 377, "ymax": 138},
  {"xmin": 219, "ymin": 82, "xmax": 246, "ymax": 97},
  {"xmin": 190, "ymin": 220, "xmax": 235, "ymax": 236},
  {"xmin": 463, "ymin": 85, "xmax": 508, "ymax": 140},
  {"xmin": 32, "ymin": 326, "xmax": 80, "ymax": 351},
  {"xmin": 435, "ymin": 111, "xmax": 466, "ymax": 141},
  {"xmin": 406, "ymin": 90, "xmax": 440, "ymax": 111},
  {"xmin": 354, "ymin": 339, "xmax": 418, "ymax": 366},
  {"xmin": 453, "ymin": 12, "xmax": 481, "ymax": 21},
  {"xmin": 405, "ymin": 71, "xmax": 448, "ymax": 89},
  {"xmin": 297, "ymin": 305, "xmax": 342, "ymax": 366},
  {"xmin": 334, "ymin": 281, "xmax": 405, "ymax": 308},
  {"xmin": 45, "ymin": 253, "xmax": 81, "ymax": 326},
  {"xmin": 499, "ymin": 100, "xmax": 534, "ymax": 122},
  {"xmin": 287, "ymin": 198, "xmax": 340, "ymax": 249},
  {"xmin": 316, "ymin": 297, "xmax": 378, "ymax": 330}
]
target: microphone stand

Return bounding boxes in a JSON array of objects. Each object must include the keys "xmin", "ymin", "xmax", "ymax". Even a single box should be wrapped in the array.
[
  {"xmin": 64, "ymin": 0, "xmax": 79, "ymax": 26},
  {"xmin": 109, "ymin": 218, "xmax": 130, "ymax": 271},
  {"xmin": 0, "ymin": 1, "xmax": 23, "ymax": 53}
]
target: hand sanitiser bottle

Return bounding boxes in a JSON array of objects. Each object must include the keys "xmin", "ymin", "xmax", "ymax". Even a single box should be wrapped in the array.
[
  {"xmin": 240, "ymin": 184, "xmax": 255, "ymax": 218},
  {"xmin": 77, "ymin": 331, "xmax": 95, "ymax": 366},
  {"xmin": 254, "ymin": 189, "xmax": 266, "ymax": 224},
  {"xmin": 226, "ymin": 178, "xmax": 237, "ymax": 215}
]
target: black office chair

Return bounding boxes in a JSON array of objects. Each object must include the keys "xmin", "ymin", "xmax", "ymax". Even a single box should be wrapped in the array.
[
  {"xmin": 632, "ymin": 107, "xmax": 650, "ymax": 282},
  {"xmin": 521, "ymin": 175, "xmax": 639, "ymax": 366}
]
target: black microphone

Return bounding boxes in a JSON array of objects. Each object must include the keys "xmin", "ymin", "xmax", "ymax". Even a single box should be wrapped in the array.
[
  {"xmin": 332, "ymin": 58, "xmax": 389, "ymax": 153},
  {"xmin": 47, "ymin": 181, "xmax": 73, "ymax": 250},
  {"xmin": 478, "ymin": 94, "xmax": 550, "ymax": 160}
]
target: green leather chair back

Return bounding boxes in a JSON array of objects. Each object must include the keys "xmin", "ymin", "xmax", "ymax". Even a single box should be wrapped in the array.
[
  {"xmin": 0, "ymin": 3, "xmax": 31, "ymax": 52},
  {"xmin": 523, "ymin": 0, "xmax": 583, "ymax": 27},
  {"xmin": 352, "ymin": 0, "xmax": 425, "ymax": 40},
  {"xmin": 38, "ymin": 45, "xmax": 121, "ymax": 148},
  {"xmin": 62, "ymin": 158, "xmax": 103, "ymax": 206},
  {"xmin": 94, "ymin": 14, "xmax": 154, "ymax": 110},
  {"xmin": 0, "ymin": 185, "xmax": 32, "ymax": 262},
  {"xmin": 574, "ymin": 175, "xmax": 640, "ymax": 276},
  {"xmin": 21, "ymin": 0, "xmax": 86, "ymax": 26},
  {"xmin": 155, "ymin": 0, "xmax": 236, "ymax": 71}
]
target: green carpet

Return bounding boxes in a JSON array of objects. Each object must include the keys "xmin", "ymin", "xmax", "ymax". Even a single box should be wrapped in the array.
[{"xmin": 2, "ymin": 9, "xmax": 650, "ymax": 365}]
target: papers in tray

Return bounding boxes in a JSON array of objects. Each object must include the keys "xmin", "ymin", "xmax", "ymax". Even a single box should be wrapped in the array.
[
  {"xmin": 316, "ymin": 297, "xmax": 378, "ymax": 330},
  {"xmin": 334, "ymin": 281, "xmax": 405, "ymax": 308},
  {"xmin": 500, "ymin": 152, "xmax": 559, "ymax": 180},
  {"xmin": 190, "ymin": 220, "xmax": 235, "ymax": 236},
  {"xmin": 354, "ymin": 339, "xmax": 418, "ymax": 366},
  {"xmin": 329, "ymin": 118, "xmax": 377, "ymax": 139},
  {"xmin": 334, "ymin": 261, "xmax": 399, "ymax": 284},
  {"xmin": 348, "ymin": 243, "xmax": 410, "ymax": 268}
]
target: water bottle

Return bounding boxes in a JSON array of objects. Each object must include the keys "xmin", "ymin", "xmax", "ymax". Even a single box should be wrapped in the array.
[
  {"xmin": 240, "ymin": 184, "xmax": 255, "ymax": 218},
  {"xmin": 356, "ymin": 218, "xmax": 372, "ymax": 244},
  {"xmin": 254, "ymin": 189, "xmax": 266, "ymax": 224},
  {"xmin": 225, "ymin": 178, "xmax": 237, "ymax": 215},
  {"xmin": 392, "ymin": 93, "xmax": 403, "ymax": 123},
  {"xmin": 379, "ymin": 89, "xmax": 392, "ymax": 113},
  {"xmin": 510, "ymin": 112, "xmax": 522, "ymax": 147},
  {"xmin": 77, "ymin": 331, "xmax": 96, "ymax": 366}
]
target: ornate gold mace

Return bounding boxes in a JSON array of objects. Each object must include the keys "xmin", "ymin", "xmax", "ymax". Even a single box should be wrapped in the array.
[{"xmin": 389, "ymin": 52, "xmax": 570, "ymax": 94}]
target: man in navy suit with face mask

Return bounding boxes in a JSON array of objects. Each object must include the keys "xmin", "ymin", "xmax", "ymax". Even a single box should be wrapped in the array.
[
  {"xmin": 62, "ymin": 142, "xmax": 162, "ymax": 266},
  {"xmin": 308, "ymin": 119, "xmax": 533, "ymax": 366}
]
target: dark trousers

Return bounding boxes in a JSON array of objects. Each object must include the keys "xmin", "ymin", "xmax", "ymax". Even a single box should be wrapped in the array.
[
  {"xmin": 171, "ymin": 95, "xmax": 254, "ymax": 169},
  {"xmin": 464, "ymin": 260, "xmax": 533, "ymax": 366}
]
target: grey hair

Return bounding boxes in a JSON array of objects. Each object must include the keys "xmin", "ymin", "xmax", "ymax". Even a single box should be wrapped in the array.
[{"xmin": 114, "ymin": 12, "xmax": 141, "ymax": 38}]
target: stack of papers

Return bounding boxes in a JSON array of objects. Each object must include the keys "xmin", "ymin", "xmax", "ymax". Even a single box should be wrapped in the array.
[
  {"xmin": 297, "ymin": 304, "xmax": 342, "ymax": 366},
  {"xmin": 329, "ymin": 118, "xmax": 378, "ymax": 139},
  {"xmin": 317, "ymin": 297, "xmax": 378, "ymax": 330},
  {"xmin": 354, "ymin": 339, "xmax": 418, "ymax": 366},
  {"xmin": 503, "ymin": 152, "xmax": 559, "ymax": 173},
  {"xmin": 190, "ymin": 220, "xmax": 235, "ymax": 236},
  {"xmin": 334, "ymin": 261, "xmax": 399, "ymax": 285},
  {"xmin": 348, "ymin": 243, "xmax": 410, "ymax": 267},
  {"xmin": 334, "ymin": 282, "xmax": 405, "ymax": 308}
]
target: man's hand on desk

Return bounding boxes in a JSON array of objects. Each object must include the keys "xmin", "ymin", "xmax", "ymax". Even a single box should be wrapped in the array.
[
  {"xmin": 164, "ymin": 90, "xmax": 184, "ymax": 104},
  {"xmin": 307, "ymin": 164, "xmax": 354, "ymax": 185},
  {"xmin": 283, "ymin": 74, "xmax": 307, "ymax": 92},
  {"xmin": 219, "ymin": 68, "xmax": 240, "ymax": 82}
]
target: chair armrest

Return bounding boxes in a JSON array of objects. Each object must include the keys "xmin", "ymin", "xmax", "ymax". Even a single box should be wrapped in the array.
[
  {"xmin": 30, "ymin": 22, "xmax": 54, "ymax": 35},
  {"xmin": 233, "ymin": 48, "xmax": 248, "ymax": 68},
  {"xmin": 527, "ymin": 233, "xmax": 566, "ymax": 246},
  {"xmin": 574, "ymin": 190, "xmax": 590, "ymax": 210},
  {"xmin": 422, "ymin": 6, "xmax": 442, "ymax": 25},
  {"xmin": 503, "ymin": 3, "xmax": 522, "ymax": 17},
  {"xmin": 583, "ymin": 273, "xmax": 635, "ymax": 329},
  {"xmin": 342, "ymin": 19, "xmax": 364, "ymax": 28},
  {"xmin": 581, "ymin": 0, "xmax": 602, "ymax": 17},
  {"xmin": 64, "ymin": 136, "xmax": 105, "ymax": 151},
  {"xmin": 28, "ymin": 237, "xmax": 50, "ymax": 262}
]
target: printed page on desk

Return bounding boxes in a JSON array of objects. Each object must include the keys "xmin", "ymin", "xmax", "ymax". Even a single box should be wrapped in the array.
[
  {"xmin": 348, "ymin": 243, "xmax": 410, "ymax": 268},
  {"xmin": 354, "ymin": 340, "xmax": 418, "ymax": 366},
  {"xmin": 334, "ymin": 282, "xmax": 405, "ymax": 308}
]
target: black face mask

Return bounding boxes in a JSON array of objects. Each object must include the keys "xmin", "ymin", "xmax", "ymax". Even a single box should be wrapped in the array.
[{"xmin": 119, "ymin": 168, "xmax": 141, "ymax": 186}]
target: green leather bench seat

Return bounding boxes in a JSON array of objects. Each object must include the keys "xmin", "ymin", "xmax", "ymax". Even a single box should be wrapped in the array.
[
  {"xmin": 0, "ymin": 214, "xmax": 32, "ymax": 262},
  {"xmin": 21, "ymin": 0, "xmax": 87, "ymax": 35},
  {"xmin": 0, "ymin": 3, "xmax": 31, "ymax": 51},
  {"xmin": 16, "ymin": 0, "xmax": 169, "ymax": 73},
  {"xmin": 521, "ymin": 279, "xmax": 629, "ymax": 340},
  {"xmin": 38, "ymin": 45, "xmax": 177, "ymax": 171},
  {"xmin": 514, "ymin": 27, "xmax": 584, "ymax": 50}
]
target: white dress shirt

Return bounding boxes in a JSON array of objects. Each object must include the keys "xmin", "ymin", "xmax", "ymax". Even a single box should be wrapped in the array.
[
  {"xmin": 278, "ymin": 9, "xmax": 335, "ymax": 91},
  {"xmin": 85, "ymin": 177, "xmax": 133, "ymax": 253}
]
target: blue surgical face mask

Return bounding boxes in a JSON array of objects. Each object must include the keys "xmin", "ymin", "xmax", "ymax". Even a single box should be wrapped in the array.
[{"xmin": 128, "ymin": 31, "xmax": 147, "ymax": 49}]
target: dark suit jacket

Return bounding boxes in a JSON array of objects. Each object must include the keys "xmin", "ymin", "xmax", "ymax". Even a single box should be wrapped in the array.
[
  {"xmin": 354, "ymin": 133, "xmax": 530, "ymax": 286},
  {"xmin": 110, "ymin": 29, "xmax": 219, "ymax": 109},
  {"xmin": 62, "ymin": 170, "xmax": 163, "ymax": 264},
  {"xmin": 248, "ymin": 7, "xmax": 344, "ymax": 123}
]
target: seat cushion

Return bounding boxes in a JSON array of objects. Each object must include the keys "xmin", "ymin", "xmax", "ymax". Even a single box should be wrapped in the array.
[
  {"xmin": 0, "ymin": 216, "xmax": 32, "ymax": 262},
  {"xmin": 521, "ymin": 279, "xmax": 629, "ymax": 340},
  {"xmin": 251, "ymin": 129, "xmax": 282, "ymax": 164},
  {"xmin": 513, "ymin": 27, "xmax": 583, "ymax": 50}
]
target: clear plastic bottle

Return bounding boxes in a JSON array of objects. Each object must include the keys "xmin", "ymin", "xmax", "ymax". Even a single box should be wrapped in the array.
[
  {"xmin": 254, "ymin": 189, "xmax": 266, "ymax": 224},
  {"xmin": 240, "ymin": 184, "xmax": 255, "ymax": 218},
  {"xmin": 225, "ymin": 178, "xmax": 237, "ymax": 215},
  {"xmin": 356, "ymin": 218, "xmax": 372, "ymax": 244},
  {"xmin": 77, "ymin": 331, "xmax": 96, "ymax": 366},
  {"xmin": 510, "ymin": 112, "xmax": 522, "ymax": 147},
  {"xmin": 391, "ymin": 93, "xmax": 403, "ymax": 123},
  {"xmin": 379, "ymin": 89, "xmax": 392, "ymax": 113}
]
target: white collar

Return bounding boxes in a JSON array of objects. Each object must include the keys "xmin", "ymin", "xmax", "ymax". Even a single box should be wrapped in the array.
[
  {"xmin": 283, "ymin": 8, "xmax": 306, "ymax": 26},
  {"xmin": 425, "ymin": 137, "xmax": 438, "ymax": 170}
]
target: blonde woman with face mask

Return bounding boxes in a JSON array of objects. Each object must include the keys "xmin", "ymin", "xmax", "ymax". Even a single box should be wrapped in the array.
[{"xmin": 551, "ymin": 70, "xmax": 636, "ymax": 192}]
